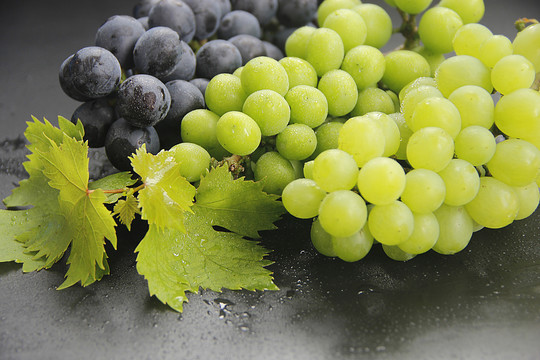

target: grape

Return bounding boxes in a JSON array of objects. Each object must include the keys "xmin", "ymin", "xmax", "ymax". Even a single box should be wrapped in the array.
[
  {"xmin": 439, "ymin": 0, "xmax": 485, "ymax": 24},
  {"xmin": 452, "ymin": 23, "xmax": 492, "ymax": 58},
  {"xmin": 494, "ymin": 88, "xmax": 540, "ymax": 140},
  {"xmin": 332, "ymin": 226, "xmax": 373, "ymax": 262},
  {"xmin": 285, "ymin": 85, "xmax": 328, "ymax": 128},
  {"xmin": 278, "ymin": 57, "xmax": 318, "ymax": 89},
  {"xmin": 434, "ymin": 55, "xmax": 493, "ymax": 98},
  {"xmin": 229, "ymin": 34, "xmax": 267, "ymax": 65},
  {"xmin": 398, "ymin": 212, "xmax": 439, "ymax": 255},
  {"xmin": 182, "ymin": 0, "xmax": 221, "ymax": 40},
  {"xmin": 357, "ymin": 157, "xmax": 406, "ymax": 205},
  {"xmin": 412, "ymin": 46, "xmax": 446, "ymax": 77},
  {"xmin": 263, "ymin": 41, "xmax": 284, "ymax": 61},
  {"xmin": 276, "ymin": 0, "xmax": 318, "ymax": 28},
  {"xmin": 317, "ymin": 69, "xmax": 358, "ymax": 117},
  {"xmin": 454, "ymin": 125, "xmax": 496, "ymax": 166},
  {"xmin": 491, "ymin": 55, "xmax": 536, "ymax": 95},
  {"xmin": 438, "ymin": 159, "xmax": 480, "ymax": 206},
  {"xmin": 486, "ymin": 139, "xmax": 540, "ymax": 187},
  {"xmin": 311, "ymin": 121, "xmax": 343, "ymax": 159},
  {"xmin": 195, "ymin": 40, "xmax": 243, "ymax": 79},
  {"xmin": 390, "ymin": 112, "xmax": 413, "ymax": 161},
  {"xmin": 394, "ymin": 0, "xmax": 432, "ymax": 15},
  {"xmin": 382, "ymin": 245, "xmax": 416, "ymax": 262},
  {"xmin": 312, "ymin": 149, "xmax": 358, "ymax": 192},
  {"xmin": 71, "ymin": 99, "xmax": 116, "ymax": 148},
  {"xmin": 104, "ymin": 118, "xmax": 160, "ymax": 171},
  {"xmin": 341, "ymin": 45, "xmax": 385, "ymax": 90},
  {"xmin": 169, "ymin": 142, "xmax": 211, "ymax": 182},
  {"xmin": 352, "ymin": 87, "xmax": 396, "ymax": 116},
  {"xmin": 410, "ymin": 97, "xmax": 462, "ymax": 138},
  {"xmin": 513, "ymin": 23, "xmax": 540, "ymax": 71},
  {"xmin": 305, "ymin": 28, "xmax": 345, "ymax": 77},
  {"xmin": 364, "ymin": 112, "xmax": 400, "ymax": 157},
  {"xmin": 447, "ymin": 85, "xmax": 494, "ymax": 129},
  {"xmin": 180, "ymin": 109, "xmax": 229, "ymax": 159},
  {"xmin": 406, "ymin": 127, "xmax": 454, "ymax": 172},
  {"xmin": 318, "ymin": 190, "xmax": 367, "ymax": 238},
  {"xmin": 513, "ymin": 182, "xmax": 540, "ymax": 221},
  {"xmin": 310, "ymin": 218, "xmax": 337, "ymax": 257},
  {"xmin": 284, "ymin": 26, "xmax": 316, "ymax": 59},
  {"xmin": 419, "ymin": 7, "xmax": 463, "ymax": 54},
  {"xmin": 338, "ymin": 115, "xmax": 385, "ymax": 167},
  {"xmin": 189, "ymin": 78, "xmax": 209, "ymax": 96},
  {"xmin": 231, "ymin": 0, "xmax": 278, "ymax": 26},
  {"xmin": 133, "ymin": 0, "xmax": 160, "ymax": 18},
  {"xmin": 398, "ymin": 77, "xmax": 437, "ymax": 102},
  {"xmin": 432, "ymin": 204, "xmax": 473, "ymax": 255},
  {"xmin": 59, "ymin": 55, "xmax": 91, "ymax": 102},
  {"xmin": 317, "ymin": 0, "xmax": 359, "ymax": 26},
  {"xmin": 322, "ymin": 9, "xmax": 367, "ymax": 53},
  {"xmin": 95, "ymin": 15, "xmax": 146, "ymax": 69},
  {"xmin": 478, "ymin": 35, "xmax": 513, "ymax": 69},
  {"xmin": 401, "ymin": 85, "xmax": 444, "ymax": 126},
  {"xmin": 276, "ymin": 124, "xmax": 317, "ymax": 161},
  {"xmin": 382, "ymin": 50, "xmax": 431, "ymax": 94},
  {"xmin": 162, "ymin": 80, "xmax": 205, "ymax": 126},
  {"xmin": 353, "ymin": 3, "xmax": 393, "ymax": 49},
  {"xmin": 205, "ymin": 73, "xmax": 247, "ymax": 116},
  {"xmin": 216, "ymin": 111, "xmax": 261, "ymax": 155},
  {"xmin": 465, "ymin": 176, "xmax": 520, "ymax": 229},
  {"xmin": 242, "ymin": 90, "xmax": 290, "ymax": 136},
  {"xmin": 117, "ymin": 74, "xmax": 171, "ymax": 128},
  {"xmin": 368, "ymin": 201, "xmax": 414, "ymax": 245},
  {"xmin": 216, "ymin": 0, "xmax": 232, "ymax": 18},
  {"xmin": 241, "ymin": 56, "xmax": 289, "ymax": 96},
  {"xmin": 148, "ymin": 0, "xmax": 196, "ymax": 43},
  {"xmin": 401, "ymin": 168, "xmax": 446, "ymax": 214},
  {"xmin": 282, "ymin": 178, "xmax": 327, "ymax": 219},
  {"xmin": 137, "ymin": 16, "xmax": 149, "ymax": 30},
  {"xmin": 303, "ymin": 160, "xmax": 315, "ymax": 180},
  {"xmin": 254, "ymin": 151, "xmax": 297, "ymax": 195}
]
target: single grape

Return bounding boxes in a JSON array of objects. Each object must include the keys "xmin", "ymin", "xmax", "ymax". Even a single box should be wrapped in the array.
[
  {"xmin": 382, "ymin": 50, "xmax": 431, "ymax": 94},
  {"xmin": 148, "ymin": 0, "xmax": 196, "ymax": 43},
  {"xmin": 454, "ymin": 126, "xmax": 496, "ymax": 166},
  {"xmin": 317, "ymin": 0, "xmax": 359, "ymax": 26},
  {"xmin": 276, "ymin": 124, "xmax": 317, "ymax": 160},
  {"xmin": 401, "ymin": 168, "xmax": 446, "ymax": 214},
  {"xmin": 438, "ymin": 159, "xmax": 480, "ymax": 206},
  {"xmin": 285, "ymin": 85, "xmax": 328, "ymax": 128},
  {"xmin": 231, "ymin": 0, "xmax": 278, "ymax": 26},
  {"xmin": 394, "ymin": 0, "xmax": 432, "ymax": 15},
  {"xmin": 284, "ymin": 26, "xmax": 316, "ymax": 59},
  {"xmin": 513, "ymin": 182, "xmax": 540, "ymax": 220},
  {"xmin": 447, "ymin": 85, "xmax": 494, "ymax": 129},
  {"xmin": 332, "ymin": 226, "xmax": 373, "ymax": 262},
  {"xmin": 181, "ymin": 109, "xmax": 229, "ymax": 159},
  {"xmin": 278, "ymin": 57, "xmax": 318, "ymax": 88},
  {"xmin": 318, "ymin": 190, "xmax": 368, "ymax": 238},
  {"xmin": 406, "ymin": 127, "xmax": 455, "ymax": 172},
  {"xmin": 305, "ymin": 28, "xmax": 345, "ymax": 77},
  {"xmin": 401, "ymin": 85, "xmax": 444, "ymax": 127},
  {"xmin": 432, "ymin": 204, "xmax": 473, "ymax": 255},
  {"xmin": 317, "ymin": 69, "xmax": 358, "ymax": 117},
  {"xmin": 382, "ymin": 245, "xmax": 416, "ymax": 261},
  {"xmin": 478, "ymin": 35, "xmax": 513, "ymax": 69},
  {"xmin": 435, "ymin": 55, "xmax": 493, "ymax": 97},
  {"xmin": 389, "ymin": 112, "xmax": 413, "ymax": 161},
  {"xmin": 312, "ymin": 149, "xmax": 358, "ymax": 192},
  {"xmin": 216, "ymin": 111, "xmax": 261, "ymax": 156},
  {"xmin": 368, "ymin": 200, "xmax": 414, "ymax": 245},
  {"xmin": 71, "ymin": 99, "xmax": 117, "ymax": 148},
  {"xmin": 189, "ymin": 78, "xmax": 209, "ymax": 96},
  {"xmin": 276, "ymin": 0, "xmax": 318, "ymax": 28},
  {"xmin": 487, "ymin": 139, "xmax": 540, "ymax": 187},
  {"xmin": 322, "ymin": 9, "xmax": 367, "ymax": 53},
  {"xmin": 410, "ymin": 97, "xmax": 462, "ymax": 138},
  {"xmin": 218, "ymin": 10, "xmax": 261, "ymax": 40},
  {"xmin": 357, "ymin": 157, "xmax": 406, "ymax": 205},
  {"xmin": 338, "ymin": 115, "xmax": 386, "ymax": 167},
  {"xmin": 491, "ymin": 55, "xmax": 536, "ymax": 95},
  {"xmin": 169, "ymin": 142, "xmax": 211, "ymax": 182},
  {"xmin": 242, "ymin": 90, "xmax": 290, "ymax": 136},
  {"xmin": 341, "ymin": 45, "xmax": 385, "ymax": 90},
  {"xmin": 352, "ymin": 87, "xmax": 395, "ymax": 117},
  {"xmin": 439, "ymin": 0, "xmax": 485, "ymax": 24},
  {"xmin": 452, "ymin": 23, "xmax": 492, "ymax": 58},
  {"xmin": 418, "ymin": 7, "xmax": 463, "ymax": 54},
  {"xmin": 352, "ymin": 3, "xmax": 393, "ymax": 49},
  {"xmin": 263, "ymin": 41, "xmax": 284, "ymax": 61},
  {"xmin": 195, "ymin": 40, "xmax": 243, "ymax": 79},
  {"xmin": 494, "ymin": 88, "xmax": 540, "ymax": 140},
  {"xmin": 303, "ymin": 160, "xmax": 315, "ymax": 179},
  {"xmin": 229, "ymin": 34, "xmax": 267, "ymax": 65},
  {"xmin": 310, "ymin": 218, "xmax": 337, "ymax": 257},
  {"xmin": 398, "ymin": 212, "xmax": 439, "ymax": 255},
  {"xmin": 205, "ymin": 73, "xmax": 247, "ymax": 116},
  {"xmin": 311, "ymin": 121, "xmax": 343, "ymax": 159},
  {"xmin": 282, "ymin": 178, "xmax": 327, "ymax": 219},
  {"xmin": 513, "ymin": 23, "xmax": 540, "ymax": 71},
  {"xmin": 254, "ymin": 151, "xmax": 297, "ymax": 195},
  {"xmin": 241, "ymin": 56, "xmax": 289, "ymax": 96}
]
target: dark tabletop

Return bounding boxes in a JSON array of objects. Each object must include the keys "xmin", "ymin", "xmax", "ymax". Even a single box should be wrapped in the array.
[{"xmin": 1, "ymin": 1, "xmax": 539, "ymax": 359}]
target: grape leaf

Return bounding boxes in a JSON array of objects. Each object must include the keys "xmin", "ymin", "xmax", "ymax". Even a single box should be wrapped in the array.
[
  {"xmin": 135, "ymin": 166, "xmax": 283, "ymax": 312},
  {"xmin": 89, "ymin": 171, "xmax": 137, "ymax": 203},
  {"xmin": 113, "ymin": 191, "xmax": 140, "ymax": 230}
]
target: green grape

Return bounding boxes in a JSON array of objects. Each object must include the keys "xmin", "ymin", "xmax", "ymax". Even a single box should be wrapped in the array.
[
  {"xmin": 312, "ymin": 149, "xmax": 359, "ymax": 192},
  {"xmin": 205, "ymin": 74, "xmax": 247, "ymax": 116},
  {"xmin": 413, "ymin": 46, "xmax": 445, "ymax": 77},
  {"xmin": 332, "ymin": 225, "xmax": 373, "ymax": 262},
  {"xmin": 394, "ymin": 0, "xmax": 432, "ymax": 15},
  {"xmin": 303, "ymin": 160, "xmax": 314, "ymax": 179},
  {"xmin": 180, "ymin": 109, "xmax": 229, "ymax": 159},
  {"xmin": 241, "ymin": 56, "xmax": 289, "ymax": 96},
  {"xmin": 276, "ymin": 123, "xmax": 317, "ymax": 161},
  {"xmin": 386, "ymin": 90, "xmax": 400, "ymax": 112},
  {"xmin": 318, "ymin": 190, "xmax": 368, "ymax": 238},
  {"xmin": 398, "ymin": 212, "xmax": 439, "ymax": 255},
  {"xmin": 454, "ymin": 125, "xmax": 496, "ymax": 166},
  {"xmin": 278, "ymin": 57, "xmax": 318, "ymax": 89},
  {"xmin": 216, "ymin": 111, "xmax": 261, "ymax": 156},
  {"xmin": 285, "ymin": 85, "xmax": 328, "ymax": 128},
  {"xmin": 353, "ymin": 3, "xmax": 393, "ymax": 49},
  {"xmin": 434, "ymin": 55, "xmax": 493, "ymax": 98},
  {"xmin": 439, "ymin": 0, "xmax": 485, "ymax": 24},
  {"xmin": 381, "ymin": 50, "xmax": 431, "ymax": 94},
  {"xmin": 338, "ymin": 115, "xmax": 386, "ymax": 166},
  {"xmin": 322, "ymin": 9, "xmax": 367, "ymax": 53},
  {"xmin": 452, "ymin": 23, "xmax": 493, "ymax": 58},
  {"xmin": 418, "ymin": 7, "xmax": 463, "ymax": 54},
  {"xmin": 382, "ymin": 245, "xmax": 416, "ymax": 261},
  {"xmin": 478, "ymin": 35, "xmax": 513, "ymax": 69},
  {"xmin": 432, "ymin": 204, "xmax": 473, "ymax": 255},
  {"xmin": 169, "ymin": 142, "xmax": 211, "ymax": 183},
  {"xmin": 513, "ymin": 23, "xmax": 540, "ymax": 71},
  {"xmin": 242, "ymin": 89, "xmax": 290, "ymax": 136},
  {"xmin": 282, "ymin": 178, "xmax": 327, "ymax": 219},
  {"xmin": 513, "ymin": 182, "xmax": 540, "ymax": 220},
  {"xmin": 306, "ymin": 28, "xmax": 345, "ymax": 77},
  {"xmin": 389, "ymin": 112, "xmax": 413, "ymax": 160},
  {"xmin": 398, "ymin": 77, "xmax": 437, "ymax": 101},
  {"xmin": 341, "ymin": 45, "xmax": 386, "ymax": 90},
  {"xmin": 401, "ymin": 85, "xmax": 444, "ymax": 127},
  {"xmin": 491, "ymin": 55, "xmax": 536, "ymax": 95},
  {"xmin": 232, "ymin": 66, "xmax": 243, "ymax": 78},
  {"xmin": 406, "ymin": 127, "xmax": 454, "ymax": 172},
  {"xmin": 311, "ymin": 121, "xmax": 343, "ymax": 159},
  {"xmin": 494, "ymin": 88, "xmax": 540, "ymax": 139},
  {"xmin": 351, "ymin": 87, "xmax": 395, "ymax": 116},
  {"xmin": 438, "ymin": 159, "xmax": 480, "ymax": 206},
  {"xmin": 317, "ymin": 69, "xmax": 358, "ymax": 117},
  {"xmin": 317, "ymin": 0, "xmax": 360, "ymax": 26},
  {"xmin": 487, "ymin": 139, "xmax": 540, "ymax": 187},
  {"xmin": 254, "ymin": 151, "xmax": 297, "ymax": 195},
  {"xmin": 357, "ymin": 157, "xmax": 406, "ymax": 205},
  {"xmin": 310, "ymin": 218, "xmax": 337, "ymax": 257},
  {"xmin": 401, "ymin": 168, "xmax": 446, "ymax": 214},
  {"xmin": 410, "ymin": 97, "xmax": 462, "ymax": 138},
  {"xmin": 464, "ymin": 176, "xmax": 519, "ymax": 229},
  {"xmin": 447, "ymin": 85, "xmax": 494, "ymax": 129},
  {"xmin": 384, "ymin": 0, "xmax": 396, "ymax": 6},
  {"xmin": 289, "ymin": 159, "xmax": 304, "ymax": 179},
  {"xmin": 368, "ymin": 200, "xmax": 414, "ymax": 245},
  {"xmin": 365, "ymin": 112, "xmax": 400, "ymax": 157},
  {"xmin": 285, "ymin": 26, "xmax": 316, "ymax": 59}
]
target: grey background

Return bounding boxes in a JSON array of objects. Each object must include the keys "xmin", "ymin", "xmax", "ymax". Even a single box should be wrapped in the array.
[{"xmin": 1, "ymin": 1, "xmax": 539, "ymax": 359}]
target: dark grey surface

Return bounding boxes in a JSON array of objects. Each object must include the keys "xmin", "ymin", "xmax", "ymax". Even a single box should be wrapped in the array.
[{"xmin": 1, "ymin": 1, "xmax": 540, "ymax": 359}]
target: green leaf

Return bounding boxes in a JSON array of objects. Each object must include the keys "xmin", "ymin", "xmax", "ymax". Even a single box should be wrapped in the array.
[
  {"xmin": 89, "ymin": 171, "xmax": 137, "ymax": 203},
  {"xmin": 130, "ymin": 146, "xmax": 196, "ymax": 232},
  {"xmin": 113, "ymin": 191, "xmax": 140, "ymax": 230}
]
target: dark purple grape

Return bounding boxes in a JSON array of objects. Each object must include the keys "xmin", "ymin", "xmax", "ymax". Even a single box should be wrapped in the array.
[
  {"xmin": 137, "ymin": 16, "xmax": 150, "ymax": 30},
  {"xmin": 148, "ymin": 0, "xmax": 196, "ymax": 43},
  {"xmin": 133, "ymin": 0, "xmax": 160, "ymax": 18},
  {"xmin": 71, "ymin": 99, "xmax": 117, "ymax": 148},
  {"xmin": 262, "ymin": 41, "xmax": 284, "ymax": 60},
  {"xmin": 116, "ymin": 74, "xmax": 171, "ymax": 128},
  {"xmin": 195, "ymin": 39, "xmax": 242, "ymax": 79},
  {"xmin": 228, "ymin": 34, "xmax": 266, "ymax": 65},
  {"xmin": 95, "ymin": 15, "xmax": 146, "ymax": 69},
  {"xmin": 59, "ymin": 55, "xmax": 92, "ymax": 102},
  {"xmin": 216, "ymin": 0, "xmax": 232, "ymax": 18},
  {"xmin": 218, "ymin": 10, "xmax": 261, "ymax": 39},
  {"xmin": 230, "ymin": 0, "xmax": 278, "ymax": 26},
  {"xmin": 189, "ymin": 78, "xmax": 209, "ymax": 96},
  {"xmin": 182, "ymin": 0, "xmax": 222, "ymax": 40},
  {"xmin": 277, "ymin": 0, "xmax": 318, "ymax": 27},
  {"xmin": 105, "ymin": 118, "xmax": 160, "ymax": 171}
]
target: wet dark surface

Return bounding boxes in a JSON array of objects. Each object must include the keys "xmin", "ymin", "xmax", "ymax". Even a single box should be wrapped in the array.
[{"xmin": 1, "ymin": 1, "xmax": 540, "ymax": 359}]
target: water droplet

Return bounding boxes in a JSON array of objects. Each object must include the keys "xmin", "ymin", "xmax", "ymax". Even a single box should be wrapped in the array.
[{"xmin": 238, "ymin": 324, "xmax": 250, "ymax": 332}]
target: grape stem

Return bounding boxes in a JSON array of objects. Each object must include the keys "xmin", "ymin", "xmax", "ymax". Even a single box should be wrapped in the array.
[
  {"xmin": 86, "ymin": 183, "xmax": 145, "ymax": 195},
  {"xmin": 394, "ymin": 9, "xmax": 420, "ymax": 50},
  {"xmin": 515, "ymin": 17, "xmax": 539, "ymax": 32}
]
